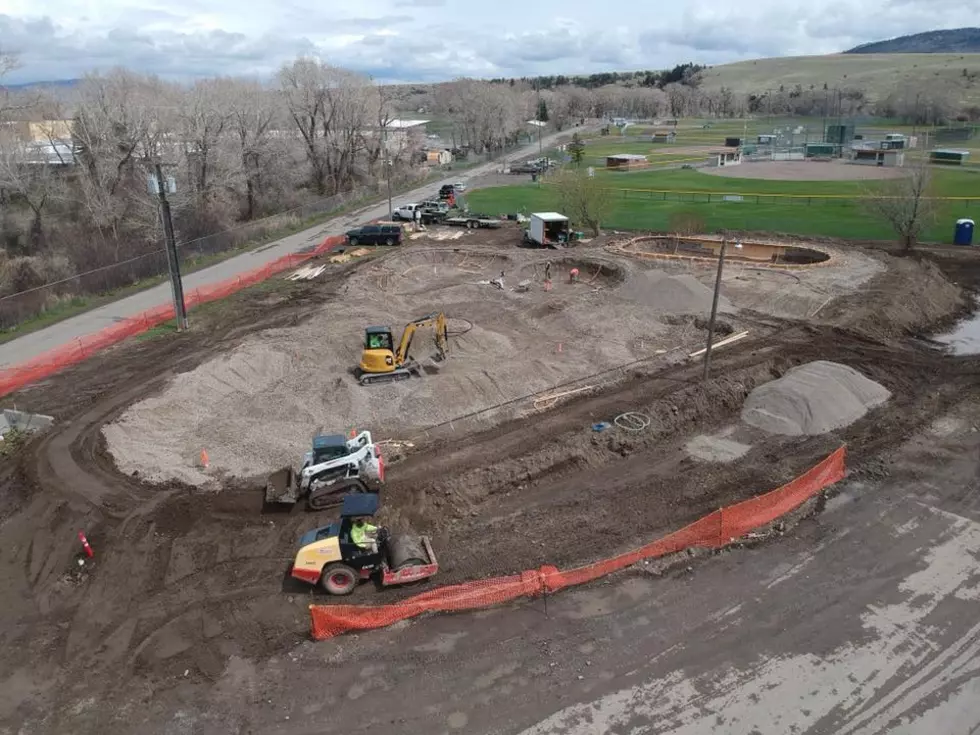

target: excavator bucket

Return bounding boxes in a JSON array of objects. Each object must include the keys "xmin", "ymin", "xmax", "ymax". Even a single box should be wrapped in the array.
[{"xmin": 265, "ymin": 466, "xmax": 300, "ymax": 505}]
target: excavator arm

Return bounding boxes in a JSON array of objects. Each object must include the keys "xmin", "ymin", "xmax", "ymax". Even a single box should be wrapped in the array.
[{"xmin": 395, "ymin": 312, "xmax": 448, "ymax": 365}]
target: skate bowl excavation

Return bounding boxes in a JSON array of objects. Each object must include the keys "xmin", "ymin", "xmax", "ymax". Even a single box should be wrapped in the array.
[{"xmin": 609, "ymin": 235, "xmax": 832, "ymax": 268}]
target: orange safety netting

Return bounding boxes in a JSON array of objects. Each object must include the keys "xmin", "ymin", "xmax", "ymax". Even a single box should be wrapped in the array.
[
  {"xmin": 0, "ymin": 236, "xmax": 345, "ymax": 397},
  {"xmin": 309, "ymin": 446, "xmax": 846, "ymax": 640}
]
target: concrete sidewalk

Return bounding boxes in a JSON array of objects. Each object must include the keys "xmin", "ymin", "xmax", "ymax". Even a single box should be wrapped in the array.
[{"xmin": 0, "ymin": 130, "xmax": 572, "ymax": 368}]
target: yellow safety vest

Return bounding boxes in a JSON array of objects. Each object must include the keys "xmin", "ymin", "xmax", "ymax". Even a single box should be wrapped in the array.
[{"xmin": 351, "ymin": 522, "xmax": 377, "ymax": 548}]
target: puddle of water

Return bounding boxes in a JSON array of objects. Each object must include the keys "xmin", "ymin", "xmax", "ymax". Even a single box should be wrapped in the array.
[{"xmin": 935, "ymin": 307, "xmax": 980, "ymax": 355}]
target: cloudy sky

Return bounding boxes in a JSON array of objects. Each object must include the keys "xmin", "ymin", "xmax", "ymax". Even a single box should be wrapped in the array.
[{"xmin": 1, "ymin": 0, "xmax": 979, "ymax": 84}]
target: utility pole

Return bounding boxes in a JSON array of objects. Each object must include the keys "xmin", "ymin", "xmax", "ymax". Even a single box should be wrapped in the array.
[
  {"xmin": 153, "ymin": 163, "xmax": 188, "ymax": 331},
  {"xmin": 536, "ymin": 82, "xmax": 543, "ymax": 156},
  {"xmin": 383, "ymin": 124, "xmax": 393, "ymax": 221},
  {"xmin": 703, "ymin": 239, "xmax": 739, "ymax": 381}
]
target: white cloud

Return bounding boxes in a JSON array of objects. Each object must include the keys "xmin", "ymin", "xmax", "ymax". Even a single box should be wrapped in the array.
[{"xmin": 1, "ymin": 0, "xmax": 980, "ymax": 83}]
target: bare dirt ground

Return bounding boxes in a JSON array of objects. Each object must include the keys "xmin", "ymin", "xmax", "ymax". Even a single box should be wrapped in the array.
[
  {"xmin": 702, "ymin": 159, "xmax": 909, "ymax": 180},
  {"xmin": 101, "ymin": 228, "xmax": 884, "ymax": 488},
  {"xmin": 0, "ymin": 228, "xmax": 978, "ymax": 734}
]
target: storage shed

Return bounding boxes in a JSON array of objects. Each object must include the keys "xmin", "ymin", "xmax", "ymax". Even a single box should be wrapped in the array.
[
  {"xmin": 930, "ymin": 149, "xmax": 970, "ymax": 165},
  {"xmin": 715, "ymin": 149, "xmax": 742, "ymax": 167},
  {"xmin": 651, "ymin": 130, "xmax": 676, "ymax": 143},
  {"xmin": 850, "ymin": 149, "xmax": 904, "ymax": 167},
  {"xmin": 425, "ymin": 149, "xmax": 453, "ymax": 165}
]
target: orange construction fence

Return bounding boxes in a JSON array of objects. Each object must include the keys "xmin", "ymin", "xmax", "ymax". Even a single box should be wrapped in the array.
[
  {"xmin": 0, "ymin": 236, "xmax": 345, "ymax": 398},
  {"xmin": 310, "ymin": 446, "xmax": 846, "ymax": 640}
]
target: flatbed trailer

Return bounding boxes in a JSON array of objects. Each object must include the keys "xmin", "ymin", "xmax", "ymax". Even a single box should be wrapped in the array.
[{"xmin": 443, "ymin": 216, "xmax": 503, "ymax": 229}]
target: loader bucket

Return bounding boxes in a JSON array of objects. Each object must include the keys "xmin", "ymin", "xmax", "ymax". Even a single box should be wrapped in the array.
[{"xmin": 265, "ymin": 466, "xmax": 299, "ymax": 505}]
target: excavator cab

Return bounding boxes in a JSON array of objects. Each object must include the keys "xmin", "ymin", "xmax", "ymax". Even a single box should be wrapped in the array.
[{"xmin": 360, "ymin": 327, "xmax": 397, "ymax": 375}]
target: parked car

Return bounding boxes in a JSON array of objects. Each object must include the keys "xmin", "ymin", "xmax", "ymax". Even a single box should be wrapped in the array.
[
  {"xmin": 452, "ymin": 182, "xmax": 466, "ymax": 192},
  {"xmin": 438, "ymin": 184, "xmax": 456, "ymax": 199},
  {"xmin": 391, "ymin": 203, "xmax": 422, "ymax": 221},
  {"xmin": 345, "ymin": 224, "xmax": 403, "ymax": 246}
]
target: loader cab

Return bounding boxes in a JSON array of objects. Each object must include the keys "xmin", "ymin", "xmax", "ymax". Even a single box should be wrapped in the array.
[
  {"xmin": 360, "ymin": 326, "xmax": 397, "ymax": 374},
  {"xmin": 310, "ymin": 434, "xmax": 351, "ymax": 466}
]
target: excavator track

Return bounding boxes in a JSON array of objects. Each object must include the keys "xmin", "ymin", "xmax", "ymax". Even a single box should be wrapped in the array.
[{"xmin": 358, "ymin": 368, "xmax": 414, "ymax": 386}]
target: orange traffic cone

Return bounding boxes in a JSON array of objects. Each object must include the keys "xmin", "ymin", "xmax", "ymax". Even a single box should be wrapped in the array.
[{"xmin": 200, "ymin": 449, "xmax": 210, "ymax": 468}]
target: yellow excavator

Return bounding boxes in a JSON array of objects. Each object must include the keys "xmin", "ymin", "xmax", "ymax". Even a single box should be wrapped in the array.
[{"xmin": 357, "ymin": 312, "xmax": 449, "ymax": 385}]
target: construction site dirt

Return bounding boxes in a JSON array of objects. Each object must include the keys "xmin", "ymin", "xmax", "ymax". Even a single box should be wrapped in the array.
[{"xmin": 2, "ymin": 223, "xmax": 980, "ymax": 734}]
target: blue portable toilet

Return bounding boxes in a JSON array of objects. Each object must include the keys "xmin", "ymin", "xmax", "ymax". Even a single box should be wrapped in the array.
[{"xmin": 954, "ymin": 218, "xmax": 975, "ymax": 246}]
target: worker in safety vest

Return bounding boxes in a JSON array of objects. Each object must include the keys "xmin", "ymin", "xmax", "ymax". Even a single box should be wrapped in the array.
[{"xmin": 351, "ymin": 517, "xmax": 378, "ymax": 553}]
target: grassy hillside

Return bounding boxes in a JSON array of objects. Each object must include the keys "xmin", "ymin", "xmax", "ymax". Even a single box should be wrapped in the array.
[{"xmin": 700, "ymin": 54, "xmax": 980, "ymax": 103}]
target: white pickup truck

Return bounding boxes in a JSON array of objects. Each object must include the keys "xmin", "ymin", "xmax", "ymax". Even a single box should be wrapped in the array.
[{"xmin": 392, "ymin": 203, "xmax": 422, "ymax": 221}]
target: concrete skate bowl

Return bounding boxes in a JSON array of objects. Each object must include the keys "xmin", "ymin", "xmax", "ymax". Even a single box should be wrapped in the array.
[
  {"xmin": 364, "ymin": 248, "xmax": 516, "ymax": 296},
  {"xmin": 609, "ymin": 235, "xmax": 832, "ymax": 270},
  {"xmin": 515, "ymin": 256, "xmax": 627, "ymax": 288}
]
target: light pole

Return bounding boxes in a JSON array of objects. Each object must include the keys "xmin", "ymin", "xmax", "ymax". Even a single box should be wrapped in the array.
[
  {"xmin": 151, "ymin": 163, "xmax": 188, "ymax": 331},
  {"xmin": 702, "ymin": 239, "xmax": 741, "ymax": 381}
]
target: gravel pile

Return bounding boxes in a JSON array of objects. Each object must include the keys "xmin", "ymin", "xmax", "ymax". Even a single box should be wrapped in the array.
[
  {"xmin": 619, "ymin": 270, "xmax": 733, "ymax": 315},
  {"xmin": 741, "ymin": 361, "xmax": 890, "ymax": 436}
]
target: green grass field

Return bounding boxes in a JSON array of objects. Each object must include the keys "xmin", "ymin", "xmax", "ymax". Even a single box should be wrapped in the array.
[
  {"xmin": 590, "ymin": 166, "xmax": 980, "ymax": 197},
  {"xmin": 467, "ymin": 167, "xmax": 980, "ymax": 243}
]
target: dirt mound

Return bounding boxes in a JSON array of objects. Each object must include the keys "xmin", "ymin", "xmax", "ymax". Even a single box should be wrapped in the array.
[
  {"xmin": 741, "ymin": 360, "xmax": 891, "ymax": 436},
  {"xmin": 819, "ymin": 254, "xmax": 966, "ymax": 338},
  {"xmin": 618, "ymin": 269, "xmax": 733, "ymax": 315}
]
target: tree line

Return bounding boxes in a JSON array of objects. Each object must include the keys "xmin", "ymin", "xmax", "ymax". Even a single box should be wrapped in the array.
[
  {"xmin": 0, "ymin": 48, "xmax": 976, "ymax": 328},
  {"xmin": 0, "ymin": 57, "xmax": 556, "ymax": 327}
]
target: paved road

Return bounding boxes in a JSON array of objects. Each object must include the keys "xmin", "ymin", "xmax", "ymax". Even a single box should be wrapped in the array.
[
  {"xmin": 0, "ymin": 130, "xmax": 571, "ymax": 368},
  {"xmin": 171, "ymin": 400, "xmax": 980, "ymax": 734}
]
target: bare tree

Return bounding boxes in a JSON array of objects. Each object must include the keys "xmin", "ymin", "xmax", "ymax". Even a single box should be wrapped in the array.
[
  {"xmin": 72, "ymin": 70, "xmax": 176, "ymax": 248},
  {"xmin": 179, "ymin": 78, "xmax": 233, "ymax": 205},
  {"xmin": 865, "ymin": 161, "xmax": 936, "ymax": 251},
  {"xmin": 0, "ymin": 50, "xmax": 37, "ymax": 124},
  {"xmin": 279, "ymin": 58, "xmax": 330, "ymax": 194},
  {"xmin": 224, "ymin": 79, "xmax": 278, "ymax": 219},
  {"xmin": 0, "ymin": 139, "xmax": 64, "ymax": 250},
  {"xmin": 278, "ymin": 59, "xmax": 374, "ymax": 194},
  {"xmin": 321, "ymin": 67, "xmax": 372, "ymax": 192},
  {"xmin": 552, "ymin": 168, "xmax": 612, "ymax": 237}
]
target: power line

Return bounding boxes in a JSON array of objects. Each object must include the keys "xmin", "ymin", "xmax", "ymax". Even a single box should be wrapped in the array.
[{"xmin": 0, "ymin": 248, "xmax": 166, "ymax": 302}]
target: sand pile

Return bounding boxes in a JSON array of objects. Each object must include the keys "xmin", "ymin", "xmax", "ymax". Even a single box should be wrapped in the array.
[
  {"xmin": 619, "ymin": 270, "xmax": 733, "ymax": 314},
  {"xmin": 741, "ymin": 361, "xmax": 890, "ymax": 436}
]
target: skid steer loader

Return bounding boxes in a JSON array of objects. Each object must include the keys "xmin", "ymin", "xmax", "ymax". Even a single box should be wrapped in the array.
[{"xmin": 265, "ymin": 431, "xmax": 384, "ymax": 511}]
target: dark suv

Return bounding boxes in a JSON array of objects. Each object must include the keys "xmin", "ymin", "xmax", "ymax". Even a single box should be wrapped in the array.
[{"xmin": 345, "ymin": 224, "xmax": 403, "ymax": 246}]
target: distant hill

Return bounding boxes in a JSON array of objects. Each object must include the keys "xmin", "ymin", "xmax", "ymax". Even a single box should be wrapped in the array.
[
  {"xmin": 0, "ymin": 79, "xmax": 80, "ymax": 91},
  {"xmin": 846, "ymin": 29, "xmax": 980, "ymax": 54},
  {"xmin": 700, "ymin": 53, "xmax": 980, "ymax": 103}
]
